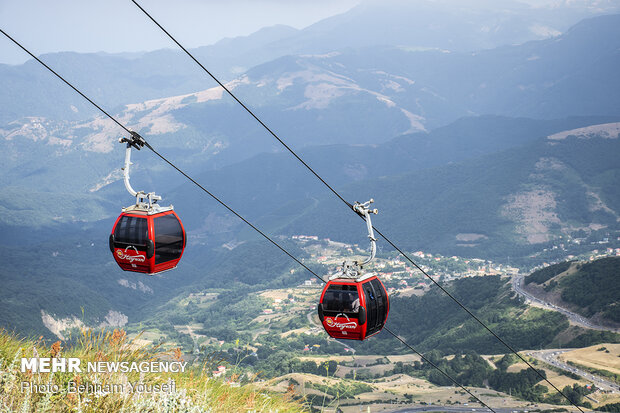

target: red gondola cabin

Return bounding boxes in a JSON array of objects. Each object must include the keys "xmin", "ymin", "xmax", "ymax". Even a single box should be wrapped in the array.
[
  {"xmin": 318, "ymin": 275, "xmax": 389, "ymax": 340},
  {"xmin": 109, "ymin": 208, "xmax": 186, "ymax": 275}
]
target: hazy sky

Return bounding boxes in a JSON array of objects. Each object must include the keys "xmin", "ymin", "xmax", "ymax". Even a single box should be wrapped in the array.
[
  {"xmin": 0, "ymin": 0, "xmax": 360, "ymax": 65},
  {"xmin": 1, "ymin": 0, "xmax": 612, "ymax": 65}
]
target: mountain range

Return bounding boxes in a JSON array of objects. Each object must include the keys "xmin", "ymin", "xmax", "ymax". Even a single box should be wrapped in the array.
[
  {"xmin": 2, "ymin": 0, "xmax": 619, "ymax": 123},
  {"xmin": 0, "ymin": 8, "xmax": 619, "ymax": 340},
  {"xmin": 270, "ymin": 122, "xmax": 620, "ymax": 257},
  {"xmin": 1, "ymin": 114, "xmax": 618, "ymax": 338},
  {"xmin": 2, "ymin": 14, "xmax": 619, "ymax": 207}
]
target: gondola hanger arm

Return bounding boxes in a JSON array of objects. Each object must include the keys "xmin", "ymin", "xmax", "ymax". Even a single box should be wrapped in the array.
[
  {"xmin": 119, "ymin": 131, "xmax": 161, "ymax": 208},
  {"xmin": 353, "ymin": 199, "xmax": 378, "ymax": 266}
]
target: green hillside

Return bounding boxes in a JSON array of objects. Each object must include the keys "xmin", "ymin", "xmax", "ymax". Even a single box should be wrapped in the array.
[
  {"xmin": 526, "ymin": 257, "xmax": 620, "ymax": 324},
  {"xmin": 560, "ymin": 258, "xmax": 620, "ymax": 322},
  {"xmin": 2, "ymin": 120, "xmax": 618, "ymax": 341},
  {"xmin": 273, "ymin": 132, "xmax": 620, "ymax": 260},
  {"xmin": 348, "ymin": 275, "xmax": 619, "ymax": 356},
  {"xmin": 135, "ymin": 270, "xmax": 619, "ymax": 361},
  {"xmin": 0, "ymin": 225, "xmax": 314, "ymax": 340},
  {"xmin": 170, "ymin": 115, "xmax": 620, "ymax": 229}
]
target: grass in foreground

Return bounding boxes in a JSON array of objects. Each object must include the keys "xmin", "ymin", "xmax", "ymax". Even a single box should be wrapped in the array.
[{"xmin": 0, "ymin": 328, "xmax": 305, "ymax": 412}]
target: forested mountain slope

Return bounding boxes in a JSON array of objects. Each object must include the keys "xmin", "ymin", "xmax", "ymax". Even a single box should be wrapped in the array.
[{"xmin": 525, "ymin": 257, "xmax": 620, "ymax": 328}]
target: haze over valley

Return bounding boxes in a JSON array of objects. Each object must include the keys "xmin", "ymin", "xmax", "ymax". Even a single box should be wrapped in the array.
[{"xmin": 1, "ymin": 1, "xmax": 619, "ymax": 411}]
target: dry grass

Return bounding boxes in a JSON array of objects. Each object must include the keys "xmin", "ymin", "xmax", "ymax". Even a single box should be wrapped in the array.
[
  {"xmin": 506, "ymin": 361, "xmax": 530, "ymax": 373},
  {"xmin": 397, "ymin": 287, "xmax": 428, "ymax": 297},
  {"xmin": 386, "ymin": 354, "xmax": 422, "ymax": 364},
  {"xmin": 535, "ymin": 368, "xmax": 585, "ymax": 390},
  {"xmin": 594, "ymin": 390, "xmax": 620, "ymax": 407},
  {"xmin": 0, "ymin": 328, "xmax": 304, "ymax": 412},
  {"xmin": 297, "ymin": 355, "xmax": 356, "ymax": 363},
  {"xmin": 559, "ymin": 343, "xmax": 620, "ymax": 376}
]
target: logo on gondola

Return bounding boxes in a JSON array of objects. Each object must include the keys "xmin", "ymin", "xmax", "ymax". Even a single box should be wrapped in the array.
[
  {"xmin": 325, "ymin": 314, "xmax": 357, "ymax": 331},
  {"xmin": 116, "ymin": 246, "xmax": 146, "ymax": 263}
]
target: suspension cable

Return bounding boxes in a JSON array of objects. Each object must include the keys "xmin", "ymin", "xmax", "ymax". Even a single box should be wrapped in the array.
[
  {"xmin": 126, "ymin": 5, "xmax": 586, "ymax": 411},
  {"xmin": 385, "ymin": 327, "xmax": 494, "ymax": 412},
  {"xmin": 373, "ymin": 225, "xmax": 582, "ymax": 411},
  {"xmin": 129, "ymin": 0, "xmax": 353, "ymax": 210},
  {"xmin": 0, "ymin": 28, "xmax": 322, "ymax": 286},
  {"xmin": 0, "ymin": 29, "xmax": 497, "ymax": 412},
  {"xmin": 0, "ymin": 29, "xmax": 131, "ymax": 135}
]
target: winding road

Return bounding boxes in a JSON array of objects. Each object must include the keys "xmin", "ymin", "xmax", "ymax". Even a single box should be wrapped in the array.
[
  {"xmin": 511, "ymin": 276, "xmax": 619, "ymax": 333},
  {"xmin": 388, "ymin": 406, "xmax": 560, "ymax": 413},
  {"xmin": 388, "ymin": 406, "xmax": 493, "ymax": 413},
  {"xmin": 509, "ymin": 277, "xmax": 620, "ymax": 395},
  {"xmin": 527, "ymin": 349, "xmax": 620, "ymax": 393}
]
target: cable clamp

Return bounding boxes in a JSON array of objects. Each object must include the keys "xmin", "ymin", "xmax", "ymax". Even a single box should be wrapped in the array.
[
  {"xmin": 353, "ymin": 199, "xmax": 378, "ymax": 217},
  {"xmin": 119, "ymin": 130, "xmax": 146, "ymax": 150}
]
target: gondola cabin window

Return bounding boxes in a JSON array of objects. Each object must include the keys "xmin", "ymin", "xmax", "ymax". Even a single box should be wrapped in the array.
[
  {"xmin": 154, "ymin": 213, "xmax": 184, "ymax": 264},
  {"xmin": 114, "ymin": 215, "xmax": 148, "ymax": 246},
  {"xmin": 323, "ymin": 284, "xmax": 359, "ymax": 313}
]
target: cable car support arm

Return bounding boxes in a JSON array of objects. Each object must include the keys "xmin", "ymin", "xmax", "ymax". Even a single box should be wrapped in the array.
[
  {"xmin": 119, "ymin": 132, "xmax": 162, "ymax": 210},
  {"xmin": 353, "ymin": 199, "xmax": 378, "ymax": 266},
  {"xmin": 330, "ymin": 199, "xmax": 378, "ymax": 280}
]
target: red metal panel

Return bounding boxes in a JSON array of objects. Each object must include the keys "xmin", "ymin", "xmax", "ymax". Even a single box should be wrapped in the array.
[
  {"xmin": 318, "ymin": 276, "xmax": 389, "ymax": 341},
  {"xmin": 110, "ymin": 210, "xmax": 186, "ymax": 275}
]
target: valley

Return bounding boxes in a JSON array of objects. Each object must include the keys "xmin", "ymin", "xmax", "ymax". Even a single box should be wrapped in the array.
[
  {"xmin": 528, "ymin": 348, "xmax": 620, "ymax": 393},
  {"xmin": 521, "ymin": 258, "xmax": 620, "ymax": 331},
  {"xmin": 2, "ymin": 4, "xmax": 620, "ymax": 411},
  {"xmin": 112, "ymin": 237, "xmax": 620, "ymax": 412},
  {"xmin": 513, "ymin": 276, "xmax": 619, "ymax": 333}
]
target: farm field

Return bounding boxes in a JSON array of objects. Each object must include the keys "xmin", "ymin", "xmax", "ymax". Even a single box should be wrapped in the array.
[{"xmin": 559, "ymin": 343, "xmax": 620, "ymax": 377}]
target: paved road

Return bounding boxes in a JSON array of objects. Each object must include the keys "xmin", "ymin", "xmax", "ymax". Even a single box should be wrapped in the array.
[
  {"xmin": 307, "ymin": 309, "xmax": 316, "ymax": 325},
  {"xmin": 388, "ymin": 405, "xmax": 568, "ymax": 413},
  {"xmin": 511, "ymin": 276, "xmax": 618, "ymax": 333},
  {"xmin": 388, "ymin": 406, "xmax": 491, "ymax": 413},
  {"xmin": 306, "ymin": 310, "xmax": 324, "ymax": 334},
  {"xmin": 528, "ymin": 349, "xmax": 620, "ymax": 393}
]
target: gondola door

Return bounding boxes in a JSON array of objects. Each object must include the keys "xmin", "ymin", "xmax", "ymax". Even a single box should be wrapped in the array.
[
  {"xmin": 110, "ymin": 212, "xmax": 152, "ymax": 273},
  {"xmin": 361, "ymin": 277, "xmax": 389, "ymax": 338}
]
